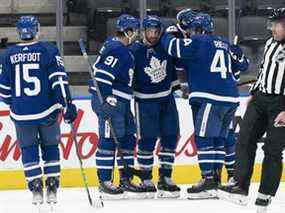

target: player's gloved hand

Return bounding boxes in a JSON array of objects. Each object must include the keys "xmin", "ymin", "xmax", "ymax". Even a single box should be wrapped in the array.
[
  {"xmin": 165, "ymin": 25, "xmax": 179, "ymax": 35},
  {"xmin": 63, "ymin": 102, "xmax": 77, "ymax": 123},
  {"xmin": 180, "ymin": 83, "xmax": 189, "ymax": 99},
  {"xmin": 102, "ymin": 95, "xmax": 118, "ymax": 118},
  {"xmin": 230, "ymin": 45, "xmax": 243, "ymax": 61}
]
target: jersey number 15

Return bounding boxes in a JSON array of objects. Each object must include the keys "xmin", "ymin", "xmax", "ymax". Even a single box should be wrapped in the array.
[{"xmin": 15, "ymin": 63, "xmax": 41, "ymax": 97}]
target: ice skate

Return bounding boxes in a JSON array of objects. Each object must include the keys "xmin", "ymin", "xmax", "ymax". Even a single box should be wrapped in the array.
[
  {"xmin": 46, "ymin": 177, "xmax": 58, "ymax": 204},
  {"xmin": 255, "ymin": 194, "xmax": 272, "ymax": 213},
  {"xmin": 31, "ymin": 178, "xmax": 44, "ymax": 206},
  {"xmin": 157, "ymin": 176, "xmax": 180, "ymax": 199},
  {"xmin": 120, "ymin": 178, "xmax": 145, "ymax": 199},
  {"xmin": 140, "ymin": 179, "xmax": 157, "ymax": 199},
  {"xmin": 45, "ymin": 177, "xmax": 59, "ymax": 211},
  {"xmin": 217, "ymin": 182, "xmax": 248, "ymax": 205},
  {"xmin": 99, "ymin": 181, "xmax": 125, "ymax": 200},
  {"xmin": 187, "ymin": 178, "xmax": 218, "ymax": 200}
]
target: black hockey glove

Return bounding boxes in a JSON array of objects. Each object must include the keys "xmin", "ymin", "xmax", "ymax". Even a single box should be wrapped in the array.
[
  {"xmin": 101, "ymin": 95, "xmax": 119, "ymax": 119},
  {"xmin": 63, "ymin": 102, "xmax": 77, "ymax": 123},
  {"xmin": 230, "ymin": 45, "xmax": 243, "ymax": 61}
]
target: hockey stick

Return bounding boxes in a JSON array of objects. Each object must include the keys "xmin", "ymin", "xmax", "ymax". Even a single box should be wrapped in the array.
[
  {"xmin": 237, "ymin": 79, "xmax": 256, "ymax": 86},
  {"xmin": 232, "ymin": 36, "xmax": 257, "ymax": 87},
  {"xmin": 78, "ymin": 39, "xmax": 147, "ymax": 180},
  {"xmin": 62, "ymin": 84, "xmax": 104, "ymax": 208}
]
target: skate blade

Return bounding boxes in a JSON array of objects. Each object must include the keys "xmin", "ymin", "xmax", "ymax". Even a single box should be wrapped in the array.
[
  {"xmin": 145, "ymin": 192, "xmax": 156, "ymax": 199},
  {"xmin": 100, "ymin": 192, "xmax": 126, "ymax": 200},
  {"xmin": 217, "ymin": 189, "xmax": 248, "ymax": 206},
  {"xmin": 187, "ymin": 190, "xmax": 218, "ymax": 200},
  {"xmin": 125, "ymin": 191, "xmax": 148, "ymax": 199},
  {"xmin": 48, "ymin": 202, "xmax": 57, "ymax": 212},
  {"xmin": 92, "ymin": 199, "xmax": 104, "ymax": 208},
  {"xmin": 256, "ymin": 206, "xmax": 268, "ymax": 213},
  {"xmin": 157, "ymin": 190, "xmax": 180, "ymax": 199},
  {"xmin": 32, "ymin": 202, "xmax": 43, "ymax": 213}
]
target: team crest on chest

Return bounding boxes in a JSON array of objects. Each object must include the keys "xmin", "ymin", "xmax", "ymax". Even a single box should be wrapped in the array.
[{"xmin": 144, "ymin": 56, "xmax": 167, "ymax": 83}]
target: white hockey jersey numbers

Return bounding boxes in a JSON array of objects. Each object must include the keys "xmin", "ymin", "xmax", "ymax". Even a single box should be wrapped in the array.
[{"xmin": 144, "ymin": 56, "xmax": 167, "ymax": 83}]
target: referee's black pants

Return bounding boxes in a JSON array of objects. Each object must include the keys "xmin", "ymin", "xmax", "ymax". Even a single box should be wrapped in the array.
[{"xmin": 235, "ymin": 91, "xmax": 285, "ymax": 196}]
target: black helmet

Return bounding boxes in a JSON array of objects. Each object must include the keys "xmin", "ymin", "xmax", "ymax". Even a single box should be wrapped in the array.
[{"xmin": 268, "ymin": 8, "xmax": 285, "ymax": 21}]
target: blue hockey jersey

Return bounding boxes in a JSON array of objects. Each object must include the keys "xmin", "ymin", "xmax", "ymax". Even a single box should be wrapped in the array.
[
  {"xmin": 165, "ymin": 24, "xmax": 190, "ymax": 73},
  {"xmin": 88, "ymin": 37, "xmax": 135, "ymax": 102},
  {"xmin": 129, "ymin": 40, "xmax": 180, "ymax": 102},
  {"xmin": 161, "ymin": 33, "xmax": 249, "ymax": 106},
  {"xmin": 0, "ymin": 41, "xmax": 71, "ymax": 124}
]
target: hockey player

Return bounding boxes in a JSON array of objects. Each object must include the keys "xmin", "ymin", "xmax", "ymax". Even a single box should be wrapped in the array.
[
  {"xmin": 0, "ymin": 16, "xmax": 77, "ymax": 205},
  {"xmin": 129, "ymin": 15, "xmax": 181, "ymax": 198},
  {"xmin": 166, "ymin": 10, "xmax": 246, "ymax": 186},
  {"xmin": 165, "ymin": 8, "xmax": 197, "ymax": 99},
  {"xmin": 161, "ymin": 13, "xmax": 249, "ymax": 199},
  {"xmin": 88, "ymin": 14, "xmax": 143, "ymax": 199}
]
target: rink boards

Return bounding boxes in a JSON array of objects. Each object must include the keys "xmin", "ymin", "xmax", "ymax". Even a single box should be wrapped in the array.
[{"xmin": 1, "ymin": 97, "xmax": 285, "ymax": 189}]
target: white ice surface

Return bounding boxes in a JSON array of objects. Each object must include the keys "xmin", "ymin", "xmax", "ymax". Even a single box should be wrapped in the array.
[{"xmin": 0, "ymin": 183, "xmax": 284, "ymax": 213}]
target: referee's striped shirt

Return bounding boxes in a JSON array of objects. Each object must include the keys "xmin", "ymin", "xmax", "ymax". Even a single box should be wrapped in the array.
[{"xmin": 251, "ymin": 38, "xmax": 285, "ymax": 95}]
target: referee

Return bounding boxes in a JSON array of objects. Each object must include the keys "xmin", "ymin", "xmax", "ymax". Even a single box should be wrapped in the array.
[{"xmin": 218, "ymin": 8, "xmax": 285, "ymax": 211}]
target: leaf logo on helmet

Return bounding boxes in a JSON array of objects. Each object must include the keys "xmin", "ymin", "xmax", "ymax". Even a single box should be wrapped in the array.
[{"xmin": 16, "ymin": 16, "xmax": 40, "ymax": 41}]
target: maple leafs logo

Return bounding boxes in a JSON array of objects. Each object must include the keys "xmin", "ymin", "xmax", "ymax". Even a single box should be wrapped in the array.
[{"xmin": 144, "ymin": 56, "xmax": 167, "ymax": 83}]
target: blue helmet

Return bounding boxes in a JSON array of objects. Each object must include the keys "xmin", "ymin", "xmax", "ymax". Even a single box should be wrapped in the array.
[
  {"xmin": 16, "ymin": 16, "xmax": 39, "ymax": 40},
  {"xmin": 142, "ymin": 15, "xmax": 162, "ymax": 29},
  {"xmin": 176, "ymin": 8, "xmax": 197, "ymax": 30},
  {"xmin": 191, "ymin": 13, "xmax": 214, "ymax": 33},
  {"xmin": 116, "ymin": 14, "xmax": 140, "ymax": 32}
]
